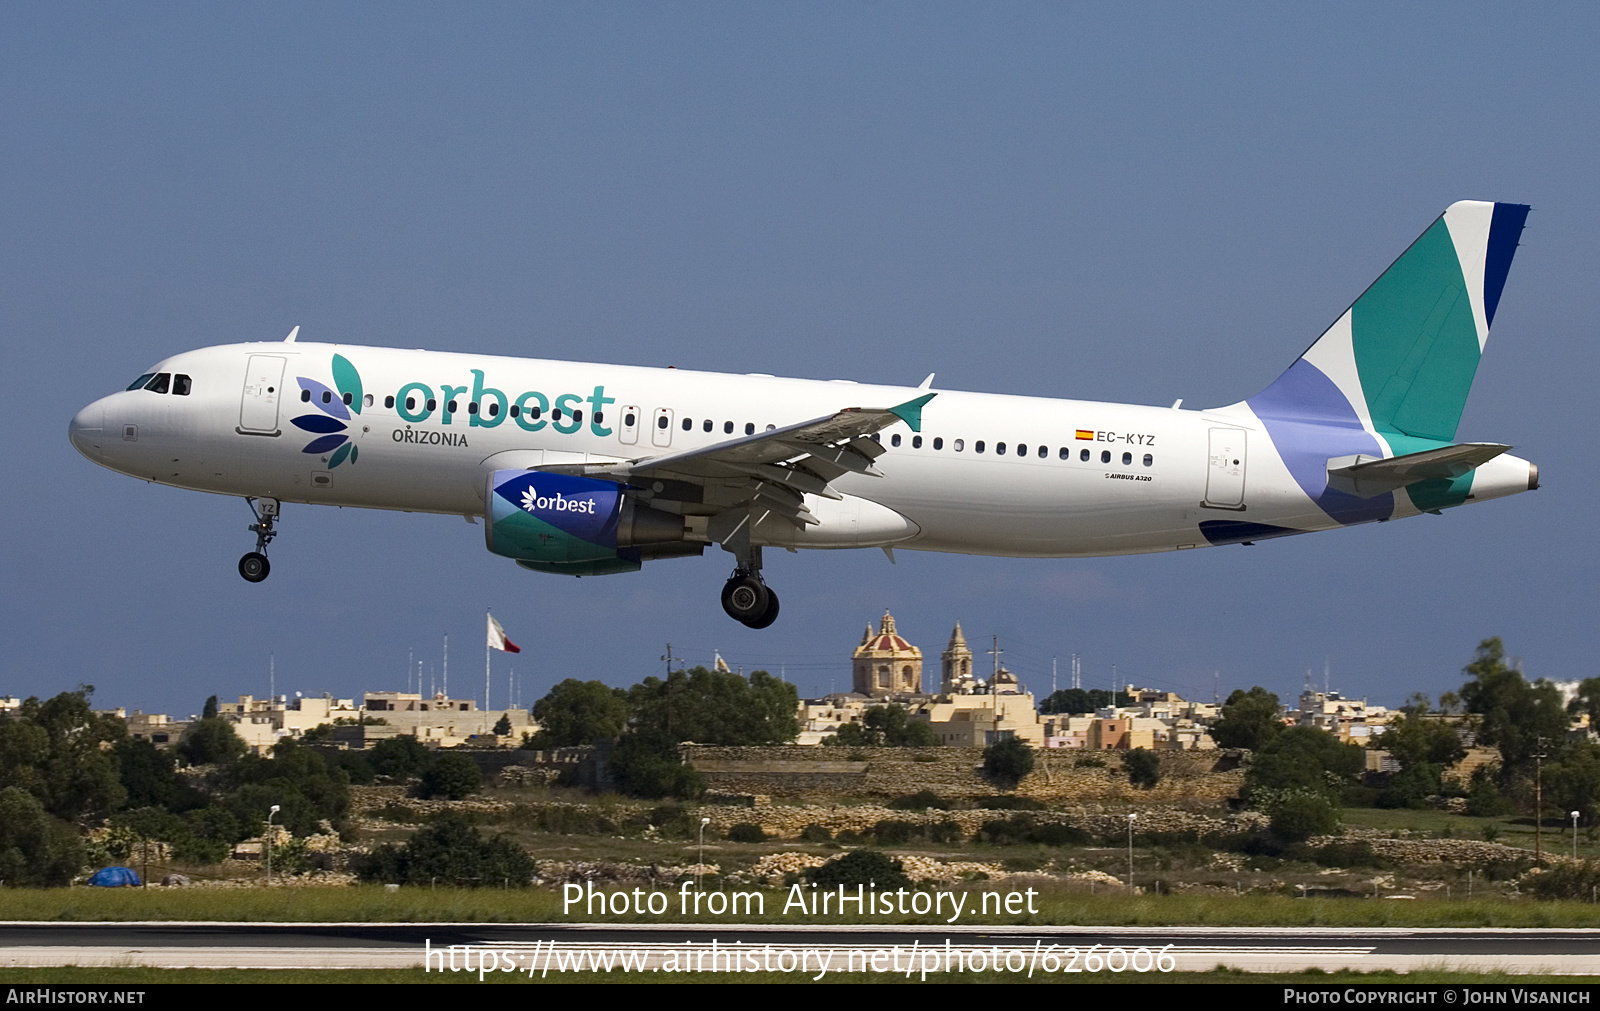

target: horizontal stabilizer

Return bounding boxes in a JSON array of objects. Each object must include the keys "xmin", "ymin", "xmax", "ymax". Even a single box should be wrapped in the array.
[{"xmin": 1326, "ymin": 443, "xmax": 1510, "ymax": 499}]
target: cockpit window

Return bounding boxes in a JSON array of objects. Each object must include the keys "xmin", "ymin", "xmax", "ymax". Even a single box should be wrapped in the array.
[
  {"xmin": 126, "ymin": 373, "xmax": 155, "ymax": 391},
  {"xmin": 143, "ymin": 373, "xmax": 171, "ymax": 394},
  {"xmin": 172, "ymin": 374, "xmax": 192, "ymax": 396}
]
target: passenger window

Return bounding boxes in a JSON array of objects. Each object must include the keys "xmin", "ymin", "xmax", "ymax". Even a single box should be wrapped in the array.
[
  {"xmin": 385, "ymin": 396, "xmax": 395, "ymax": 409},
  {"xmin": 1143, "ymin": 454, "xmax": 1153, "ymax": 467},
  {"xmin": 1122, "ymin": 452, "xmax": 1132, "ymax": 465},
  {"xmin": 573, "ymin": 410, "xmax": 583, "ymax": 424},
  {"xmin": 364, "ymin": 394, "xmax": 374, "ymax": 408},
  {"xmin": 766, "ymin": 424, "xmax": 775, "ymax": 431},
  {"xmin": 724, "ymin": 421, "xmax": 734, "ymax": 434},
  {"xmin": 301, "ymin": 389, "xmax": 312, "ymax": 402},
  {"xmin": 468, "ymin": 402, "xmax": 479, "ymax": 414},
  {"xmin": 173, "ymin": 374, "xmax": 192, "ymax": 396},
  {"xmin": 446, "ymin": 400, "xmax": 457, "ymax": 413},
  {"xmin": 144, "ymin": 373, "xmax": 170, "ymax": 394},
  {"xmin": 594, "ymin": 412, "xmax": 603, "ymax": 424},
  {"xmin": 1101, "ymin": 450, "xmax": 1111, "ymax": 464},
  {"xmin": 871, "ymin": 433, "xmax": 880, "ymax": 442},
  {"xmin": 406, "ymin": 397, "xmax": 416, "ymax": 411},
  {"xmin": 996, "ymin": 442, "xmax": 1007, "ymax": 455},
  {"xmin": 658, "ymin": 415, "xmax": 669, "ymax": 429},
  {"xmin": 912, "ymin": 435, "xmax": 922, "ymax": 449},
  {"xmin": 703, "ymin": 419, "xmax": 713, "ymax": 432},
  {"xmin": 682, "ymin": 417, "xmax": 692, "ymax": 431},
  {"xmin": 510, "ymin": 405, "xmax": 520, "ymax": 417},
  {"xmin": 1016, "ymin": 443, "xmax": 1026, "ymax": 456},
  {"xmin": 933, "ymin": 437, "xmax": 943, "ymax": 450},
  {"xmin": 426, "ymin": 399, "xmax": 437, "ymax": 411},
  {"xmin": 625, "ymin": 412, "xmax": 636, "ymax": 426},
  {"xmin": 1038, "ymin": 445, "xmax": 1047, "ymax": 459},
  {"xmin": 126, "ymin": 373, "xmax": 155, "ymax": 391},
  {"xmin": 954, "ymin": 439, "xmax": 964, "ymax": 451},
  {"xmin": 745, "ymin": 423, "xmax": 755, "ymax": 435},
  {"xmin": 322, "ymin": 390, "xmax": 333, "ymax": 404},
  {"xmin": 1059, "ymin": 447, "xmax": 1069, "ymax": 460},
  {"xmin": 975, "ymin": 441, "xmax": 985, "ymax": 454},
  {"xmin": 528, "ymin": 406, "xmax": 540, "ymax": 419},
  {"xmin": 1080, "ymin": 448, "xmax": 1090, "ymax": 462},
  {"xmin": 550, "ymin": 408, "xmax": 561, "ymax": 420},
  {"xmin": 488, "ymin": 403, "xmax": 500, "ymax": 417},
  {"xmin": 891, "ymin": 434, "xmax": 902, "ymax": 447},
  {"xmin": 343, "ymin": 392, "xmax": 353, "ymax": 405}
]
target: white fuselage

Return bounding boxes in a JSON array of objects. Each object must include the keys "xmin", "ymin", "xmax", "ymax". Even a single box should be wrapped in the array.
[{"xmin": 68, "ymin": 341, "xmax": 1536, "ymax": 561}]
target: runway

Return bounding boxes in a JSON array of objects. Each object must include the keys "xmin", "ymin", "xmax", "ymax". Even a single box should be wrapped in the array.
[{"xmin": 4, "ymin": 922, "xmax": 1600, "ymax": 976}]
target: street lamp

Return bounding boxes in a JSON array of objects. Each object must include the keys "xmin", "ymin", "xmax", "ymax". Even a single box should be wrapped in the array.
[
  {"xmin": 698, "ymin": 817, "xmax": 711, "ymax": 891},
  {"xmin": 1126, "ymin": 813, "xmax": 1137, "ymax": 895},
  {"xmin": 1573, "ymin": 811, "xmax": 1582, "ymax": 862},
  {"xmin": 265, "ymin": 805, "xmax": 281, "ymax": 883}
]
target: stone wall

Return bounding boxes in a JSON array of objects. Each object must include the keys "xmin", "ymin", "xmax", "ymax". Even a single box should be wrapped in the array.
[{"xmin": 682, "ymin": 745, "xmax": 1243, "ymax": 803}]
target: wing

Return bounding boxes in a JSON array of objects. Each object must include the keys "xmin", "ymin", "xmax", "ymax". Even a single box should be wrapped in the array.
[
  {"xmin": 539, "ymin": 393, "xmax": 935, "ymax": 531},
  {"xmin": 1326, "ymin": 443, "xmax": 1511, "ymax": 499}
]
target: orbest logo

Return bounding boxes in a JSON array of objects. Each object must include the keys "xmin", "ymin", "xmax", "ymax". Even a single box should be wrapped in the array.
[
  {"xmin": 291, "ymin": 353, "xmax": 363, "ymax": 469},
  {"xmin": 520, "ymin": 487, "xmax": 599, "ymax": 515}
]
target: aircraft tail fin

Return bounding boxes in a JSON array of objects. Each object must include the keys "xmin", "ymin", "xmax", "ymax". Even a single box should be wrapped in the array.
[{"xmin": 1249, "ymin": 201, "xmax": 1529, "ymax": 449}]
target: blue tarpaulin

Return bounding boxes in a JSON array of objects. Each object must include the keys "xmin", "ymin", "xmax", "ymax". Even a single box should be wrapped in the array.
[{"xmin": 86, "ymin": 866, "xmax": 141, "ymax": 887}]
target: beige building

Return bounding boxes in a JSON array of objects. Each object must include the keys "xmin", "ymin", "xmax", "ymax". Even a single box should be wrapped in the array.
[{"xmin": 853, "ymin": 611, "xmax": 924, "ymax": 697}]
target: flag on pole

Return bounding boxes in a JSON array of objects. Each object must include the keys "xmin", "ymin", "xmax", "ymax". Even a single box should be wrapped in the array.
[{"xmin": 487, "ymin": 613, "xmax": 521, "ymax": 653}]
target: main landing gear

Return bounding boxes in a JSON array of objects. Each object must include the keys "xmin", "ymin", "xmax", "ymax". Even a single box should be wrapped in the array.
[
  {"xmin": 722, "ymin": 569, "xmax": 780, "ymax": 628},
  {"xmin": 239, "ymin": 497, "xmax": 279, "ymax": 583}
]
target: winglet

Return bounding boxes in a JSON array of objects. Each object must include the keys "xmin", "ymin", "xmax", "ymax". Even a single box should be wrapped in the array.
[
  {"xmin": 888, "ymin": 393, "xmax": 936, "ymax": 432},
  {"xmin": 284, "ymin": 325, "xmax": 300, "ymax": 343}
]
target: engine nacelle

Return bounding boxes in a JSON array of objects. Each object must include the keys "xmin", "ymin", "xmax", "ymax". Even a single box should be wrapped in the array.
[{"xmin": 485, "ymin": 470, "xmax": 691, "ymax": 576}]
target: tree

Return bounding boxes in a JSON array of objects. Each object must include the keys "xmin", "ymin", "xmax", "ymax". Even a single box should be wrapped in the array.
[
  {"xmin": 369, "ymin": 736, "xmax": 433, "ymax": 778},
  {"xmin": 116, "ymin": 737, "xmax": 204, "ymax": 812},
  {"xmin": 529, "ymin": 679, "xmax": 628, "ymax": 748},
  {"xmin": 179, "ymin": 717, "xmax": 246, "ymax": 767},
  {"xmin": 1125, "ymin": 748, "xmax": 1161, "ymax": 789},
  {"xmin": 492, "ymin": 714, "xmax": 513, "ymax": 737},
  {"xmin": 418, "ymin": 753, "xmax": 481, "ymax": 800},
  {"xmin": 0, "ymin": 687, "xmax": 127, "ymax": 824},
  {"xmin": 356, "ymin": 812, "xmax": 535, "ymax": 887},
  {"xmin": 202, "ymin": 695, "xmax": 219, "ymax": 719},
  {"xmin": 0, "ymin": 787, "xmax": 85, "ymax": 886},
  {"xmin": 1040, "ymin": 688, "xmax": 1134, "ymax": 715},
  {"xmin": 1266, "ymin": 789, "xmax": 1340, "ymax": 843},
  {"xmin": 1458, "ymin": 637, "xmax": 1568, "ymax": 782},
  {"xmin": 1371, "ymin": 707, "xmax": 1466, "ymax": 807},
  {"xmin": 627, "ymin": 667, "xmax": 799, "ymax": 747},
  {"xmin": 1211, "ymin": 687, "xmax": 1283, "ymax": 750},
  {"xmin": 1242, "ymin": 725, "xmax": 1364, "ymax": 809},
  {"xmin": 822, "ymin": 706, "xmax": 940, "ymax": 747},
  {"xmin": 982, "ymin": 737, "xmax": 1035, "ymax": 789}
]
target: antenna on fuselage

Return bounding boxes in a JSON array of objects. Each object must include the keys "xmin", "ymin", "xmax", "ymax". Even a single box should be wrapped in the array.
[{"xmin": 284, "ymin": 325, "xmax": 299, "ymax": 343}]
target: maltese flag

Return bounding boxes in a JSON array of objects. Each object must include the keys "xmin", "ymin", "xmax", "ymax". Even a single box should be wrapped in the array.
[{"xmin": 487, "ymin": 613, "xmax": 521, "ymax": 653}]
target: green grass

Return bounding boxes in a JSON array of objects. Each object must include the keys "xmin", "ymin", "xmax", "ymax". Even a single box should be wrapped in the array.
[{"xmin": 11, "ymin": 885, "xmax": 1600, "ymax": 928}]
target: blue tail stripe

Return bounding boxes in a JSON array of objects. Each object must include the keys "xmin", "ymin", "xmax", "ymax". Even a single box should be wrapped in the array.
[{"xmin": 1483, "ymin": 203, "xmax": 1530, "ymax": 328}]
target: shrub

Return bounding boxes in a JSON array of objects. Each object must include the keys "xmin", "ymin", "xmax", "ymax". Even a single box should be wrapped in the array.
[
  {"xmin": 1267, "ymin": 790, "xmax": 1340, "ymax": 842},
  {"xmin": 927, "ymin": 821, "xmax": 963, "ymax": 845},
  {"xmin": 982, "ymin": 738, "xmax": 1035, "ymax": 789},
  {"xmin": 888, "ymin": 790, "xmax": 950, "ymax": 811},
  {"xmin": 872, "ymin": 820, "xmax": 920, "ymax": 845},
  {"xmin": 727, "ymin": 823, "xmax": 767, "ymax": 843},
  {"xmin": 355, "ymin": 813, "xmax": 535, "ymax": 887},
  {"xmin": 417, "ymin": 753, "xmax": 482, "ymax": 800},
  {"xmin": 1124, "ymin": 748, "xmax": 1162, "ymax": 789},
  {"xmin": 798, "ymin": 824, "xmax": 833, "ymax": 843},
  {"xmin": 806, "ymin": 849, "xmax": 913, "ymax": 890}
]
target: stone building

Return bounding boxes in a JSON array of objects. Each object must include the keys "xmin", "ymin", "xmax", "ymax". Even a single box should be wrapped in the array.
[
  {"xmin": 941, "ymin": 623, "xmax": 978, "ymax": 693},
  {"xmin": 852, "ymin": 610, "xmax": 924, "ymax": 696}
]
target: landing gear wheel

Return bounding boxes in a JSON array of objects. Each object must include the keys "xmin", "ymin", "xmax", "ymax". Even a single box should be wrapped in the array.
[
  {"xmin": 239, "ymin": 552, "xmax": 270, "ymax": 583},
  {"xmin": 721, "ymin": 574, "xmax": 770, "ymax": 625},
  {"xmin": 746, "ymin": 586, "xmax": 780, "ymax": 629}
]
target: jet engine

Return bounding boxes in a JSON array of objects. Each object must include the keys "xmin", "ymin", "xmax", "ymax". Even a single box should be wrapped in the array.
[{"xmin": 484, "ymin": 469, "xmax": 698, "ymax": 576}]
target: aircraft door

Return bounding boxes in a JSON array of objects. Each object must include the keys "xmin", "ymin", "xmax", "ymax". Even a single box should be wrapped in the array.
[
  {"xmin": 618, "ymin": 405, "xmax": 640, "ymax": 446},
  {"xmin": 1204, "ymin": 428, "xmax": 1247, "ymax": 509},
  {"xmin": 651, "ymin": 407, "xmax": 674, "ymax": 448},
  {"xmin": 239, "ymin": 355, "xmax": 286, "ymax": 435}
]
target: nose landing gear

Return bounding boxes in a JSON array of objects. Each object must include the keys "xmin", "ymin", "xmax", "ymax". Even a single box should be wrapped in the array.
[{"xmin": 239, "ymin": 497, "xmax": 279, "ymax": 583}]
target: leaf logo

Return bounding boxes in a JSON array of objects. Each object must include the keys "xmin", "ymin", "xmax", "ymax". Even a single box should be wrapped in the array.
[{"xmin": 291, "ymin": 354, "xmax": 364, "ymax": 468}]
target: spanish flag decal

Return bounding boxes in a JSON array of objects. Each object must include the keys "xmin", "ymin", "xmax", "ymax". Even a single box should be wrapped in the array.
[{"xmin": 1075, "ymin": 430, "xmax": 1094, "ymax": 440}]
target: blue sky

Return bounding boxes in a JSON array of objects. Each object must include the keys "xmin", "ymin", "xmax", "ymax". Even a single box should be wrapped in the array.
[{"xmin": 5, "ymin": 3, "xmax": 1597, "ymax": 718}]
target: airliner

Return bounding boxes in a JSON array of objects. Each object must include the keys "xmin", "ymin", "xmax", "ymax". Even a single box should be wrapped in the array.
[{"xmin": 69, "ymin": 201, "xmax": 1537, "ymax": 628}]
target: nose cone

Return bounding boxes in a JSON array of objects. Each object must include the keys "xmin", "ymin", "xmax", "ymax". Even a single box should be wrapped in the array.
[{"xmin": 69, "ymin": 401, "xmax": 106, "ymax": 461}]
